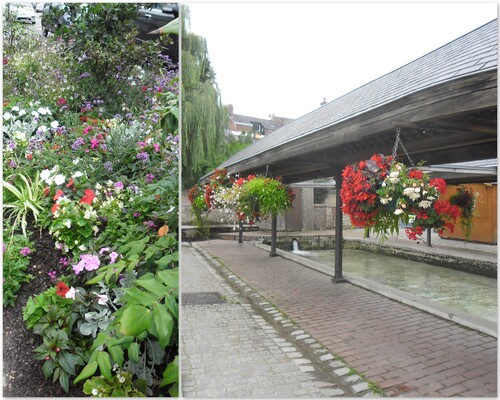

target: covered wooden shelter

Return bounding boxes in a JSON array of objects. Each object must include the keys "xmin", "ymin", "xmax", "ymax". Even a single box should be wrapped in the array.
[{"xmin": 213, "ymin": 19, "xmax": 498, "ymax": 281}]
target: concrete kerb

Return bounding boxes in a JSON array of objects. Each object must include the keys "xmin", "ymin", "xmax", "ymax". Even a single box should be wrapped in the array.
[
  {"xmin": 255, "ymin": 243, "xmax": 498, "ymax": 338},
  {"xmin": 191, "ymin": 242, "xmax": 382, "ymax": 397}
]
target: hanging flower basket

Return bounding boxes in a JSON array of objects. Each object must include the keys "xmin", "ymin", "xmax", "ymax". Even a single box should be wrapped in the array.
[
  {"xmin": 449, "ymin": 186, "xmax": 479, "ymax": 239},
  {"xmin": 341, "ymin": 154, "xmax": 461, "ymax": 240}
]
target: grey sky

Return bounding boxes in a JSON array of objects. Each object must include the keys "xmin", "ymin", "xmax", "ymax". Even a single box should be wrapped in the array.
[{"xmin": 186, "ymin": 2, "xmax": 497, "ymax": 120}]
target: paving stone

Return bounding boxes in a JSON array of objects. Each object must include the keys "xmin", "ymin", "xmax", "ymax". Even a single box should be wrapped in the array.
[
  {"xmin": 321, "ymin": 388, "xmax": 346, "ymax": 396},
  {"xmin": 334, "ymin": 367, "xmax": 351, "ymax": 376},
  {"xmin": 352, "ymin": 382, "xmax": 370, "ymax": 393},
  {"xmin": 319, "ymin": 353, "xmax": 335, "ymax": 361}
]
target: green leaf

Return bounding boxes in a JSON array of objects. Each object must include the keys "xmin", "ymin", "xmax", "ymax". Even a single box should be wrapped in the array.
[
  {"xmin": 73, "ymin": 360, "xmax": 98, "ymax": 385},
  {"xmin": 111, "ymin": 388, "xmax": 126, "ymax": 397},
  {"xmin": 156, "ymin": 254, "xmax": 173, "ymax": 268},
  {"xmin": 158, "ymin": 269, "xmax": 178, "ymax": 289},
  {"xmin": 153, "ymin": 304, "xmax": 174, "ymax": 348},
  {"xmin": 42, "ymin": 360, "xmax": 55, "ymax": 378},
  {"xmin": 118, "ymin": 305, "xmax": 152, "ymax": 336},
  {"xmin": 128, "ymin": 342, "xmax": 140, "ymax": 363},
  {"xmin": 160, "ymin": 356, "xmax": 178, "ymax": 387},
  {"xmin": 59, "ymin": 352, "xmax": 76, "ymax": 375},
  {"xmin": 135, "ymin": 277, "xmax": 166, "ymax": 299},
  {"xmin": 110, "ymin": 335, "xmax": 134, "ymax": 347},
  {"xmin": 90, "ymin": 332, "xmax": 109, "ymax": 351},
  {"xmin": 97, "ymin": 351, "xmax": 112, "ymax": 381},
  {"xmin": 59, "ymin": 370, "xmax": 70, "ymax": 393},
  {"xmin": 107, "ymin": 344, "xmax": 124, "ymax": 367},
  {"xmin": 122, "ymin": 286, "xmax": 158, "ymax": 306}
]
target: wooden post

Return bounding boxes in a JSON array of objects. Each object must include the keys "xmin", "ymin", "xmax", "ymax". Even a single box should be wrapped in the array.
[
  {"xmin": 427, "ymin": 227, "xmax": 432, "ymax": 247},
  {"xmin": 270, "ymin": 214, "xmax": 278, "ymax": 257},
  {"xmin": 333, "ymin": 172, "xmax": 346, "ymax": 283},
  {"xmin": 238, "ymin": 220, "xmax": 243, "ymax": 244}
]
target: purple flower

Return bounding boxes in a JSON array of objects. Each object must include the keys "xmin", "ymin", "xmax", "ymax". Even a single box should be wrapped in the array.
[
  {"xmin": 153, "ymin": 143, "xmax": 160, "ymax": 153},
  {"xmin": 136, "ymin": 151, "xmax": 149, "ymax": 163},
  {"xmin": 145, "ymin": 173, "xmax": 155, "ymax": 183},
  {"xmin": 143, "ymin": 220, "xmax": 157, "ymax": 230},
  {"xmin": 20, "ymin": 247, "xmax": 31, "ymax": 257},
  {"xmin": 80, "ymin": 72, "xmax": 91, "ymax": 79},
  {"xmin": 72, "ymin": 137, "xmax": 85, "ymax": 150},
  {"xmin": 103, "ymin": 161, "xmax": 113, "ymax": 172},
  {"xmin": 114, "ymin": 181, "xmax": 124, "ymax": 190},
  {"xmin": 134, "ymin": 212, "xmax": 141, "ymax": 218}
]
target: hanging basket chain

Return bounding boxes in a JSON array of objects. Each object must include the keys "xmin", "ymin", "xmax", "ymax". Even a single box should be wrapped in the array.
[{"xmin": 391, "ymin": 128, "xmax": 416, "ymax": 168}]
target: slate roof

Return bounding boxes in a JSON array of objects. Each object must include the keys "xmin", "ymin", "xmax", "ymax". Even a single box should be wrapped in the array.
[
  {"xmin": 232, "ymin": 113, "xmax": 294, "ymax": 132},
  {"xmin": 220, "ymin": 19, "xmax": 498, "ymax": 170}
]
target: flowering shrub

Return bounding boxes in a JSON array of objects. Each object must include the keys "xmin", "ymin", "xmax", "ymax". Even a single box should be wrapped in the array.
[{"xmin": 341, "ymin": 154, "xmax": 461, "ymax": 240}]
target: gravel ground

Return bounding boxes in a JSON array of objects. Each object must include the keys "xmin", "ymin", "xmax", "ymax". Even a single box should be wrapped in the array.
[{"xmin": 3, "ymin": 224, "xmax": 86, "ymax": 397}]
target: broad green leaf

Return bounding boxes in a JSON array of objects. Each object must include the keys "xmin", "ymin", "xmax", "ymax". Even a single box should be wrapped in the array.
[
  {"xmin": 118, "ymin": 305, "xmax": 152, "ymax": 336},
  {"xmin": 160, "ymin": 356, "xmax": 178, "ymax": 387},
  {"xmin": 108, "ymin": 344, "xmax": 124, "ymax": 367},
  {"xmin": 128, "ymin": 342, "xmax": 140, "ymax": 363},
  {"xmin": 110, "ymin": 335, "xmax": 134, "ymax": 347},
  {"xmin": 122, "ymin": 286, "xmax": 158, "ymax": 306},
  {"xmin": 156, "ymin": 254, "xmax": 173, "ymax": 269},
  {"xmin": 158, "ymin": 269, "xmax": 178, "ymax": 289},
  {"xmin": 111, "ymin": 388, "xmax": 126, "ymax": 397},
  {"xmin": 59, "ymin": 352, "xmax": 76, "ymax": 375},
  {"xmin": 135, "ymin": 278, "xmax": 166, "ymax": 299},
  {"xmin": 97, "ymin": 351, "xmax": 112, "ymax": 381},
  {"xmin": 153, "ymin": 304, "xmax": 174, "ymax": 348},
  {"xmin": 73, "ymin": 360, "xmax": 98, "ymax": 384},
  {"xmin": 90, "ymin": 332, "xmax": 109, "ymax": 351}
]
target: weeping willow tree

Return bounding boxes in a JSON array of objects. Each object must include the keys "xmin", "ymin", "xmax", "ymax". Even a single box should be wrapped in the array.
[{"xmin": 181, "ymin": 6, "xmax": 228, "ymax": 188}]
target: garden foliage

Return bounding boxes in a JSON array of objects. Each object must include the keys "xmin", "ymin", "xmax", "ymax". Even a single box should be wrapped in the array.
[{"xmin": 3, "ymin": 5, "xmax": 179, "ymax": 397}]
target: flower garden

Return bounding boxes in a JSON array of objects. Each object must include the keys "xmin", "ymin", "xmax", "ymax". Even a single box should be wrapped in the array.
[{"xmin": 3, "ymin": 5, "xmax": 178, "ymax": 397}]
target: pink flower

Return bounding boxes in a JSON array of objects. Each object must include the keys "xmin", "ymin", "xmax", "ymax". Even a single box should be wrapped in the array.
[
  {"xmin": 109, "ymin": 252, "xmax": 119, "ymax": 264},
  {"xmin": 90, "ymin": 137, "xmax": 100, "ymax": 149},
  {"xmin": 20, "ymin": 247, "xmax": 31, "ymax": 257},
  {"xmin": 72, "ymin": 254, "xmax": 100, "ymax": 274},
  {"xmin": 153, "ymin": 143, "xmax": 160, "ymax": 152},
  {"xmin": 94, "ymin": 293, "xmax": 108, "ymax": 305},
  {"xmin": 99, "ymin": 247, "xmax": 110, "ymax": 255}
]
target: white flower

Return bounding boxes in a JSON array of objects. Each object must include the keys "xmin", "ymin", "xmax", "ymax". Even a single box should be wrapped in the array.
[
  {"xmin": 72, "ymin": 171, "xmax": 83, "ymax": 178},
  {"xmin": 92, "ymin": 389, "xmax": 99, "ymax": 396},
  {"xmin": 50, "ymin": 120, "xmax": 59, "ymax": 129},
  {"xmin": 3, "ymin": 112, "xmax": 12, "ymax": 120},
  {"xmin": 63, "ymin": 220, "xmax": 72, "ymax": 229},
  {"xmin": 419, "ymin": 200, "xmax": 432, "ymax": 209},
  {"xmin": 394, "ymin": 208, "xmax": 404, "ymax": 215},
  {"xmin": 11, "ymin": 106, "xmax": 20, "ymax": 112},
  {"xmin": 380, "ymin": 197, "xmax": 389, "ymax": 205},
  {"xmin": 65, "ymin": 287, "xmax": 76, "ymax": 299},
  {"xmin": 18, "ymin": 109, "xmax": 26, "ymax": 117},
  {"xmin": 37, "ymin": 107, "xmax": 50, "ymax": 115},
  {"xmin": 40, "ymin": 169, "xmax": 51, "ymax": 182},
  {"xmin": 94, "ymin": 293, "xmax": 108, "ymax": 305},
  {"xmin": 31, "ymin": 110, "xmax": 39, "ymax": 118},
  {"xmin": 54, "ymin": 174, "xmax": 66, "ymax": 185},
  {"xmin": 72, "ymin": 159, "xmax": 80, "ymax": 165},
  {"xmin": 13, "ymin": 131, "xmax": 26, "ymax": 141},
  {"xmin": 78, "ymin": 244, "xmax": 87, "ymax": 251}
]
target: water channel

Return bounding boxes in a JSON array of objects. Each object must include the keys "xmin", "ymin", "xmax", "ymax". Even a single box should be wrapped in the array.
[{"xmin": 291, "ymin": 245, "xmax": 497, "ymax": 322}]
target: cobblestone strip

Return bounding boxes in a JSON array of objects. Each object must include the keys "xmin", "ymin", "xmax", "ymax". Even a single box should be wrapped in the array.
[{"xmin": 189, "ymin": 243, "xmax": 382, "ymax": 397}]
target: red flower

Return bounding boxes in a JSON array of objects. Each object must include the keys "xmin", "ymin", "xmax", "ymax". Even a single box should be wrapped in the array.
[
  {"xmin": 80, "ymin": 189, "xmax": 95, "ymax": 205},
  {"xmin": 408, "ymin": 169, "xmax": 423, "ymax": 180},
  {"xmin": 51, "ymin": 203, "xmax": 60, "ymax": 214},
  {"xmin": 57, "ymin": 97, "xmax": 67, "ymax": 107},
  {"xmin": 56, "ymin": 282, "xmax": 69, "ymax": 297},
  {"xmin": 235, "ymin": 177, "xmax": 245, "ymax": 185},
  {"xmin": 53, "ymin": 190, "xmax": 64, "ymax": 201},
  {"xmin": 430, "ymin": 178, "xmax": 446, "ymax": 194},
  {"xmin": 43, "ymin": 187, "xmax": 50, "ymax": 197},
  {"xmin": 66, "ymin": 177, "xmax": 74, "ymax": 188}
]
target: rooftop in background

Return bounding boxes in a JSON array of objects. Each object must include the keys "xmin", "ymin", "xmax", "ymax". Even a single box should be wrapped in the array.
[
  {"xmin": 226, "ymin": 104, "xmax": 294, "ymax": 139},
  {"xmin": 217, "ymin": 19, "xmax": 497, "ymax": 183}
]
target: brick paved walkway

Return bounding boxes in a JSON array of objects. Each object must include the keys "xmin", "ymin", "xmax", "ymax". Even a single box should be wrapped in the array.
[
  {"xmin": 181, "ymin": 244, "xmax": 373, "ymax": 397},
  {"xmin": 197, "ymin": 240, "xmax": 497, "ymax": 397}
]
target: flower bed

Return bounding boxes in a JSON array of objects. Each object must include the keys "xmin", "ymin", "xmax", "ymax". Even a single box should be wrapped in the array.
[{"xmin": 3, "ymin": 7, "xmax": 179, "ymax": 397}]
